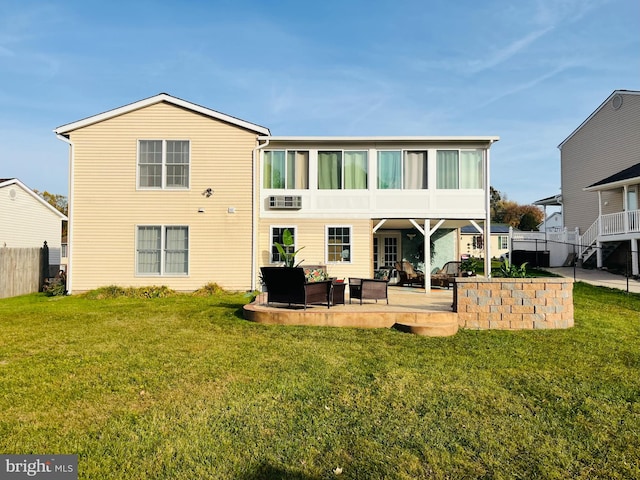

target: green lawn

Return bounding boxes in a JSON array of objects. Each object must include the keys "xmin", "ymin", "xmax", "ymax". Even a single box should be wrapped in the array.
[{"xmin": 1, "ymin": 283, "xmax": 639, "ymax": 479}]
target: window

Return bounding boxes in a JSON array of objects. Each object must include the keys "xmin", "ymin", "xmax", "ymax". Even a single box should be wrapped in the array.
[
  {"xmin": 138, "ymin": 140, "xmax": 190, "ymax": 189},
  {"xmin": 317, "ymin": 151, "xmax": 368, "ymax": 190},
  {"xmin": 264, "ymin": 150, "xmax": 309, "ymax": 189},
  {"xmin": 472, "ymin": 235, "xmax": 484, "ymax": 250},
  {"xmin": 271, "ymin": 226, "xmax": 296, "ymax": 263},
  {"xmin": 327, "ymin": 226, "xmax": 351, "ymax": 263},
  {"xmin": 498, "ymin": 235, "xmax": 509, "ymax": 249},
  {"xmin": 136, "ymin": 226, "xmax": 189, "ymax": 275},
  {"xmin": 377, "ymin": 150, "xmax": 427, "ymax": 189},
  {"xmin": 436, "ymin": 149, "xmax": 483, "ymax": 189}
]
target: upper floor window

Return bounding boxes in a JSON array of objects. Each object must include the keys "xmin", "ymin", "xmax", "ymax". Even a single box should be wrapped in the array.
[
  {"xmin": 436, "ymin": 149, "xmax": 483, "ymax": 189},
  {"xmin": 377, "ymin": 150, "xmax": 427, "ymax": 189},
  {"xmin": 138, "ymin": 140, "xmax": 190, "ymax": 189},
  {"xmin": 264, "ymin": 150, "xmax": 309, "ymax": 189},
  {"xmin": 136, "ymin": 225, "xmax": 189, "ymax": 275},
  {"xmin": 318, "ymin": 151, "xmax": 368, "ymax": 190}
]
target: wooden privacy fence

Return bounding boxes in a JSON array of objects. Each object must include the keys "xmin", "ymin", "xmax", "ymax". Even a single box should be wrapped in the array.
[{"xmin": 0, "ymin": 243, "xmax": 48, "ymax": 299}]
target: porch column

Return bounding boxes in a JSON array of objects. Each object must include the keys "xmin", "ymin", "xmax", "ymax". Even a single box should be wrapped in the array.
[
  {"xmin": 424, "ymin": 219, "xmax": 431, "ymax": 293},
  {"xmin": 632, "ymin": 239, "xmax": 639, "ymax": 277},
  {"xmin": 596, "ymin": 240, "xmax": 603, "ymax": 268}
]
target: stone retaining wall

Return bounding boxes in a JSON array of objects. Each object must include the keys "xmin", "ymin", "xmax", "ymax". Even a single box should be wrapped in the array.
[{"xmin": 454, "ymin": 277, "xmax": 574, "ymax": 330}]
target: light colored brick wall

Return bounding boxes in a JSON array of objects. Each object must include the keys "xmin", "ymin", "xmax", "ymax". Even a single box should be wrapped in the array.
[{"xmin": 454, "ymin": 277, "xmax": 574, "ymax": 330}]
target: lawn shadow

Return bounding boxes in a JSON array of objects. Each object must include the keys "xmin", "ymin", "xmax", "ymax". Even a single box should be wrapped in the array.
[{"xmin": 239, "ymin": 462, "xmax": 321, "ymax": 480}]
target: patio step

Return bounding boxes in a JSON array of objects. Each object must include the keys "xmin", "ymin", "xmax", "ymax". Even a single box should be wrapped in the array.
[{"xmin": 393, "ymin": 315, "xmax": 458, "ymax": 337}]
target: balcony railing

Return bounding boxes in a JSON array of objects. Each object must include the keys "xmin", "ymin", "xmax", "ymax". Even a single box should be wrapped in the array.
[{"xmin": 600, "ymin": 209, "xmax": 640, "ymax": 236}]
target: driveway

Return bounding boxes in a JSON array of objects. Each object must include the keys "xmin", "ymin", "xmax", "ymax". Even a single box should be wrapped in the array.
[{"xmin": 544, "ymin": 267, "xmax": 640, "ymax": 294}]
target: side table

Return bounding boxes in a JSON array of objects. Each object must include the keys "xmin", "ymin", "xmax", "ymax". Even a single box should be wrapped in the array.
[{"xmin": 331, "ymin": 282, "xmax": 346, "ymax": 305}]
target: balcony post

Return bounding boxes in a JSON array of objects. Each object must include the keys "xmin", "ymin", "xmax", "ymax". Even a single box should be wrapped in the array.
[{"xmin": 632, "ymin": 239, "xmax": 639, "ymax": 277}]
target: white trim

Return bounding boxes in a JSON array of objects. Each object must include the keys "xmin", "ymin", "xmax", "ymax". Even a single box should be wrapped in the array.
[
  {"xmin": 261, "ymin": 135, "xmax": 499, "ymax": 143},
  {"xmin": 0, "ymin": 178, "xmax": 68, "ymax": 220},
  {"xmin": 55, "ymin": 93, "xmax": 271, "ymax": 136}
]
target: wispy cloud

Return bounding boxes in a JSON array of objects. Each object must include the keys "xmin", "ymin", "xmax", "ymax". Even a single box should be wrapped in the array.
[{"xmin": 466, "ymin": 27, "xmax": 553, "ymax": 74}]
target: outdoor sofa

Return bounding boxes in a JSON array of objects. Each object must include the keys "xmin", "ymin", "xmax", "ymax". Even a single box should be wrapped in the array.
[{"xmin": 260, "ymin": 266, "xmax": 333, "ymax": 309}]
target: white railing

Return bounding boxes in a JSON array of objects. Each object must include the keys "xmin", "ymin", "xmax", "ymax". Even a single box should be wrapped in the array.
[
  {"xmin": 600, "ymin": 212, "xmax": 625, "ymax": 236},
  {"xmin": 579, "ymin": 218, "xmax": 599, "ymax": 258},
  {"xmin": 628, "ymin": 210, "xmax": 640, "ymax": 233}
]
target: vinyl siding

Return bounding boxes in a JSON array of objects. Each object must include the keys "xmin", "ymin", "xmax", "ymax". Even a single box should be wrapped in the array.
[
  {"xmin": 68, "ymin": 101, "xmax": 258, "ymax": 292},
  {"xmin": 258, "ymin": 218, "xmax": 373, "ymax": 282},
  {"xmin": 561, "ymin": 93, "xmax": 640, "ymax": 233},
  {"xmin": 0, "ymin": 185, "xmax": 64, "ymax": 264}
]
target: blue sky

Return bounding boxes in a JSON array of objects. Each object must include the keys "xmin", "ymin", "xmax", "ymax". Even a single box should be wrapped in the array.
[{"xmin": 1, "ymin": 0, "xmax": 638, "ymax": 205}]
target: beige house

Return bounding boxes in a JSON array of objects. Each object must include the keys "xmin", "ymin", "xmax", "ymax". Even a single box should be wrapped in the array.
[
  {"xmin": 55, "ymin": 94, "xmax": 499, "ymax": 293},
  {"xmin": 558, "ymin": 90, "xmax": 640, "ymax": 274},
  {"xmin": 458, "ymin": 224, "xmax": 511, "ymax": 261}
]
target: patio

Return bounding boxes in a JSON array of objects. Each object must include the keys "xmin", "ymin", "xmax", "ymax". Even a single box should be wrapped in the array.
[{"xmin": 243, "ymin": 286, "xmax": 458, "ymax": 337}]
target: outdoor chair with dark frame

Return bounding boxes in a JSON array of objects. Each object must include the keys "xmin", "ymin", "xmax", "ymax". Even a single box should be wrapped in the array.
[
  {"xmin": 260, "ymin": 266, "xmax": 333, "ymax": 309},
  {"xmin": 348, "ymin": 278, "xmax": 389, "ymax": 304}
]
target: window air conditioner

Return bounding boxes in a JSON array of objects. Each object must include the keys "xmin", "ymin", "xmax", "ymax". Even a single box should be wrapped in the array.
[{"xmin": 268, "ymin": 195, "xmax": 302, "ymax": 209}]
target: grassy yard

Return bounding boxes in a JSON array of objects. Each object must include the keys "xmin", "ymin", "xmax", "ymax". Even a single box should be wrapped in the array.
[{"xmin": 0, "ymin": 283, "xmax": 639, "ymax": 479}]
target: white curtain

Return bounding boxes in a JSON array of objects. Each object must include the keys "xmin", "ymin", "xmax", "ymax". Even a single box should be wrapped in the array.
[
  {"xmin": 460, "ymin": 150, "xmax": 483, "ymax": 189},
  {"xmin": 165, "ymin": 227, "xmax": 188, "ymax": 274},
  {"xmin": 137, "ymin": 226, "xmax": 161, "ymax": 274},
  {"xmin": 287, "ymin": 151, "xmax": 309, "ymax": 189},
  {"xmin": 403, "ymin": 151, "xmax": 427, "ymax": 189}
]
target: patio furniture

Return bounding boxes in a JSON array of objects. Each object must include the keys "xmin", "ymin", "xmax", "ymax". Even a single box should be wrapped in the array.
[
  {"xmin": 348, "ymin": 278, "xmax": 389, "ymax": 304},
  {"xmin": 331, "ymin": 279, "xmax": 346, "ymax": 305},
  {"xmin": 395, "ymin": 261, "xmax": 425, "ymax": 287},
  {"xmin": 260, "ymin": 266, "xmax": 333, "ymax": 309},
  {"xmin": 430, "ymin": 261, "xmax": 462, "ymax": 289}
]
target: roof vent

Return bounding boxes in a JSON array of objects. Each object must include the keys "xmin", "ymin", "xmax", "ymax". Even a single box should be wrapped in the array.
[{"xmin": 612, "ymin": 94, "xmax": 623, "ymax": 110}]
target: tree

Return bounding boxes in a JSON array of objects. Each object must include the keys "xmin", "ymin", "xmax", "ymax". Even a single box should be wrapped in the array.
[
  {"xmin": 490, "ymin": 188, "xmax": 544, "ymax": 231},
  {"xmin": 34, "ymin": 190, "xmax": 68, "ymax": 216},
  {"xmin": 34, "ymin": 190, "xmax": 68, "ymax": 237}
]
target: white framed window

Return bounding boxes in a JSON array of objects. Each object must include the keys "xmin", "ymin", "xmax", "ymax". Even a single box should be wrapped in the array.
[
  {"xmin": 498, "ymin": 235, "xmax": 509, "ymax": 249},
  {"xmin": 317, "ymin": 151, "xmax": 368, "ymax": 190},
  {"xmin": 138, "ymin": 140, "xmax": 190, "ymax": 189},
  {"xmin": 436, "ymin": 149, "xmax": 483, "ymax": 189},
  {"xmin": 136, "ymin": 225, "xmax": 189, "ymax": 275},
  {"xmin": 377, "ymin": 150, "xmax": 427, "ymax": 189},
  {"xmin": 270, "ymin": 226, "xmax": 297, "ymax": 263},
  {"xmin": 326, "ymin": 226, "xmax": 351, "ymax": 263},
  {"xmin": 264, "ymin": 150, "xmax": 309, "ymax": 189}
]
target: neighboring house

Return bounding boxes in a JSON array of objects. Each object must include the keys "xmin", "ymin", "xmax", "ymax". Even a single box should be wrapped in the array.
[
  {"xmin": 54, "ymin": 93, "xmax": 499, "ymax": 293},
  {"xmin": 538, "ymin": 211, "xmax": 563, "ymax": 233},
  {"xmin": 0, "ymin": 178, "xmax": 68, "ymax": 275},
  {"xmin": 557, "ymin": 90, "xmax": 640, "ymax": 274},
  {"xmin": 459, "ymin": 224, "xmax": 512, "ymax": 260}
]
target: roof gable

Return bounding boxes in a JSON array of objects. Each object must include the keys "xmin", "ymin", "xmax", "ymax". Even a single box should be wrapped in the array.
[
  {"xmin": 54, "ymin": 93, "xmax": 271, "ymax": 136},
  {"xmin": 0, "ymin": 178, "xmax": 68, "ymax": 220},
  {"xmin": 585, "ymin": 161, "xmax": 640, "ymax": 190},
  {"xmin": 558, "ymin": 90, "xmax": 640, "ymax": 149}
]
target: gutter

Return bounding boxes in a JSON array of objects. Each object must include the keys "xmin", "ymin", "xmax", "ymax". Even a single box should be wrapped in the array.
[
  {"xmin": 251, "ymin": 137, "xmax": 270, "ymax": 291},
  {"xmin": 55, "ymin": 133, "xmax": 74, "ymax": 294}
]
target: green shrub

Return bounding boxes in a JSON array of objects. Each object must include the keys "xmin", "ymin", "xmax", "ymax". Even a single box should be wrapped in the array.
[
  {"xmin": 494, "ymin": 259, "xmax": 529, "ymax": 278},
  {"xmin": 83, "ymin": 285, "xmax": 176, "ymax": 299},
  {"xmin": 192, "ymin": 283, "xmax": 225, "ymax": 297},
  {"xmin": 43, "ymin": 277, "xmax": 66, "ymax": 297}
]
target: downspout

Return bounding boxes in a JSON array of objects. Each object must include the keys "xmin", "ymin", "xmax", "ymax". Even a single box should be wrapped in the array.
[
  {"xmin": 56, "ymin": 133, "xmax": 74, "ymax": 294},
  {"xmin": 484, "ymin": 142, "xmax": 494, "ymax": 277},
  {"xmin": 252, "ymin": 137, "xmax": 270, "ymax": 291}
]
